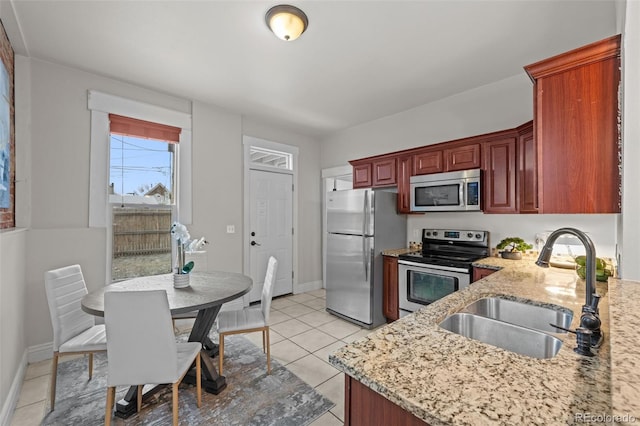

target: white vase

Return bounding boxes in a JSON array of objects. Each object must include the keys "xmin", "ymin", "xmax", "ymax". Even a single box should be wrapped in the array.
[{"xmin": 173, "ymin": 273, "xmax": 190, "ymax": 288}]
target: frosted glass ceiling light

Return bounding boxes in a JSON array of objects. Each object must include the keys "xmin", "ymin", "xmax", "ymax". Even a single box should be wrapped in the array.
[{"xmin": 265, "ymin": 5, "xmax": 308, "ymax": 41}]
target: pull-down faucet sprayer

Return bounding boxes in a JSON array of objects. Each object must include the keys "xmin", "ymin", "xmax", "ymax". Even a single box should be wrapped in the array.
[{"xmin": 536, "ymin": 227, "xmax": 603, "ymax": 350}]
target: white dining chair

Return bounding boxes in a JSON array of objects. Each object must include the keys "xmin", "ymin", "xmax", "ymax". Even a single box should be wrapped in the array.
[
  {"xmin": 103, "ymin": 289, "xmax": 201, "ymax": 426},
  {"xmin": 44, "ymin": 264, "xmax": 107, "ymax": 411},
  {"xmin": 217, "ymin": 256, "xmax": 278, "ymax": 375}
]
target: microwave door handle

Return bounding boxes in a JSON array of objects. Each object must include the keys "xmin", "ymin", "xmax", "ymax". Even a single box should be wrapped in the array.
[{"xmin": 461, "ymin": 182, "xmax": 466, "ymax": 208}]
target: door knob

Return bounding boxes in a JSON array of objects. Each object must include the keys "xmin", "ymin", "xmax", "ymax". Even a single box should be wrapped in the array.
[{"xmin": 251, "ymin": 241, "xmax": 261, "ymax": 246}]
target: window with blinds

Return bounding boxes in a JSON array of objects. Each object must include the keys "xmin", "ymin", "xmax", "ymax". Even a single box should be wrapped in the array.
[{"xmin": 108, "ymin": 114, "xmax": 180, "ymax": 281}]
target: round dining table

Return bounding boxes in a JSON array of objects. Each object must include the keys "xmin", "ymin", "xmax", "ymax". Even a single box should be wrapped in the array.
[{"xmin": 81, "ymin": 271, "xmax": 252, "ymax": 419}]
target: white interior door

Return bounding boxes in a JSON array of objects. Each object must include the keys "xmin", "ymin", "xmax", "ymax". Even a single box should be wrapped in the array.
[{"xmin": 248, "ymin": 169, "xmax": 293, "ymax": 302}]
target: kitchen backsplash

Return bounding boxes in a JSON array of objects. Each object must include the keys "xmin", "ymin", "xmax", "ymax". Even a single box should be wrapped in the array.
[{"xmin": 407, "ymin": 212, "xmax": 618, "ymax": 258}]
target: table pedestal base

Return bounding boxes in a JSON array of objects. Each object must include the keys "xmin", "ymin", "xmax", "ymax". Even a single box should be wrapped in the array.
[{"xmin": 114, "ymin": 384, "xmax": 167, "ymax": 419}]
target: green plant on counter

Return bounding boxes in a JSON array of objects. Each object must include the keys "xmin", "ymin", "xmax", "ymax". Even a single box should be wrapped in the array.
[
  {"xmin": 496, "ymin": 237, "xmax": 533, "ymax": 253},
  {"xmin": 575, "ymin": 255, "xmax": 612, "ymax": 282}
]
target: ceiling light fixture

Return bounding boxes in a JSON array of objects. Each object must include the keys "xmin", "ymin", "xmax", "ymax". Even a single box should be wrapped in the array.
[{"xmin": 265, "ymin": 4, "xmax": 308, "ymax": 41}]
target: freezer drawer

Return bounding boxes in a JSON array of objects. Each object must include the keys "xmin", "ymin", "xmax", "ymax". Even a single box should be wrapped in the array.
[{"xmin": 326, "ymin": 233, "xmax": 374, "ymax": 325}]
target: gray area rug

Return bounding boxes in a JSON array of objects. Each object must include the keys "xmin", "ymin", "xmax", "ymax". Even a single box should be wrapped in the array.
[{"xmin": 42, "ymin": 332, "xmax": 334, "ymax": 425}]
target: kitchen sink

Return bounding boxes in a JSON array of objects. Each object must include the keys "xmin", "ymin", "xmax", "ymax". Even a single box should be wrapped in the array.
[
  {"xmin": 439, "ymin": 313, "xmax": 563, "ymax": 359},
  {"xmin": 462, "ymin": 297, "xmax": 573, "ymax": 334}
]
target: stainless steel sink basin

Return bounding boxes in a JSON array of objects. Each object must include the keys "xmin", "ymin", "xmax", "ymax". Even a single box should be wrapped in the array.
[
  {"xmin": 463, "ymin": 297, "xmax": 573, "ymax": 334},
  {"xmin": 439, "ymin": 313, "xmax": 563, "ymax": 359}
]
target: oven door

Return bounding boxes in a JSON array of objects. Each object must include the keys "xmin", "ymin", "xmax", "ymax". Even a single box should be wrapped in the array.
[{"xmin": 398, "ymin": 261, "xmax": 470, "ymax": 316}]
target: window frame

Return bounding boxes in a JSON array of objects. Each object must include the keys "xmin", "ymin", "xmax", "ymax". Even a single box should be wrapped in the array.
[{"xmin": 88, "ymin": 90, "xmax": 192, "ymax": 283}]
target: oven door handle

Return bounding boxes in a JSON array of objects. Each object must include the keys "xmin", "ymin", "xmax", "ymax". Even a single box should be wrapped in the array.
[{"xmin": 398, "ymin": 260, "xmax": 470, "ymax": 274}]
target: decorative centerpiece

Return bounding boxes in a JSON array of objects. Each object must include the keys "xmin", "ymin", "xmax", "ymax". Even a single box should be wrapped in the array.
[
  {"xmin": 496, "ymin": 237, "xmax": 533, "ymax": 260},
  {"xmin": 170, "ymin": 222, "xmax": 208, "ymax": 288}
]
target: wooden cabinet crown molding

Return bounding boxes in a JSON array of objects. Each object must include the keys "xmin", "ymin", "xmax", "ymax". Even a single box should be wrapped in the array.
[{"xmin": 524, "ymin": 34, "xmax": 621, "ymax": 81}]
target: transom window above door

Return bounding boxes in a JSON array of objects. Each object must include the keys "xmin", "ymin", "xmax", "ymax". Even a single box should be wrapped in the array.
[{"xmin": 249, "ymin": 146, "xmax": 293, "ymax": 171}]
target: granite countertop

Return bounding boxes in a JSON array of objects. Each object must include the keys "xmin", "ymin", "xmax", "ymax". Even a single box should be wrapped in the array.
[
  {"xmin": 381, "ymin": 248, "xmax": 415, "ymax": 257},
  {"xmin": 329, "ymin": 257, "xmax": 640, "ymax": 425}
]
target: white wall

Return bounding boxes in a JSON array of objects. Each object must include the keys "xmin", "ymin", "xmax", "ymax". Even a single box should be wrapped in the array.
[
  {"xmin": 321, "ymin": 74, "xmax": 533, "ymax": 168},
  {"xmin": 18, "ymin": 57, "xmax": 322, "ymax": 355},
  {"xmin": 0, "ymin": 229, "xmax": 27, "ymax": 423}
]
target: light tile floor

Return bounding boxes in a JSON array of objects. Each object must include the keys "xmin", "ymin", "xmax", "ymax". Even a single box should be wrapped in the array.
[{"xmin": 10, "ymin": 288, "xmax": 379, "ymax": 426}]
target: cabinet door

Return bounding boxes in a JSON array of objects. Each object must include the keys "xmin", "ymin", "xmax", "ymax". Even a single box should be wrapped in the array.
[
  {"xmin": 483, "ymin": 138, "xmax": 518, "ymax": 213},
  {"xmin": 518, "ymin": 123, "xmax": 538, "ymax": 213},
  {"xmin": 345, "ymin": 376, "xmax": 427, "ymax": 426},
  {"xmin": 353, "ymin": 163, "xmax": 372, "ymax": 188},
  {"xmin": 372, "ymin": 158, "xmax": 397, "ymax": 187},
  {"xmin": 382, "ymin": 256, "xmax": 399, "ymax": 322},
  {"xmin": 396, "ymin": 156, "xmax": 412, "ymax": 213},
  {"xmin": 413, "ymin": 150, "xmax": 443, "ymax": 175},
  {"xmin": 525, "ymin": 35, "xmax": 621, "ymax": 213},
  {"xmin": 445, "ymin": 143, "xmax": 481, "ymax": 171},
  {"xmin": 472, "ymin": 267, "xmax": 496, "ymax": 282}
]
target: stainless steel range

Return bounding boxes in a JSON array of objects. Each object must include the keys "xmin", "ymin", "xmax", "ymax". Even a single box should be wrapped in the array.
[{"xmin": 397, "ymin": 229, "xmax": 489, "ymax": 317}]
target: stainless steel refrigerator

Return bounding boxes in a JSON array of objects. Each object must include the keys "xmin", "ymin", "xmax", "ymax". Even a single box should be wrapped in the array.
[{"xmin": 326, "ymin": 189, "xmax": 407, "ymax": 328}]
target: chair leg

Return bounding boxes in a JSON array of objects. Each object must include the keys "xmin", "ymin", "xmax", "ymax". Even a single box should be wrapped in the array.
[
  {"xmin": 50, "ymin": 352, "xmax": 59, "ymax": 411},
  {"xmin": 196, "ymin": 353, "xmax": 202, "ymax": 407},
  {"xmin": 172, "ymin": 382, "xmax": 179, "ymax": 426},
  {"xmin": 218, "ymin": 333, "xmax": 225, "ymax": 375},
  {"xmin": 262, "ymin": 330, "xmax": 266, "ymax": 353},
  {"xmin": 88, "ymin": 353, "xmax": 94, "ymax": 380},
  {"xmin": 265, "ymin": 327, "xmax": 271, "ymax": 375},
  {"xmin": 137, "ymin": 385, "xmax": 143, "ymax": 412},
  {"xmin": 105, "ymin": 386, "xmax": 115, "ymax": 426}
]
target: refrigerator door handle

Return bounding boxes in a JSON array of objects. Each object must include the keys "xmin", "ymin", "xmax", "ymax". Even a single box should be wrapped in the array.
[
  {"xmin": 362, "ymin": 190, "xmax": 369, "ymax": 279},
  {"xmin": 365, "ymin": 237, "xmax": 371, "ymax": 282}
]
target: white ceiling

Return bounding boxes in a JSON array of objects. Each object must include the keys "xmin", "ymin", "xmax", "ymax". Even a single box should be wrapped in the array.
[{"xmin": 2, "ymin": 0, "xmax": 618, "ymax": 138}]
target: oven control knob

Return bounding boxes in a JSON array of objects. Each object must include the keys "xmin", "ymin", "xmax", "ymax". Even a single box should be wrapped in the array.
[
  {"xmin": 426, "ymin": 231, "xmax": 431, "ymax": 236},
  {"xmin": 467, "ymin": 232, "xmax": 473, "ymax": 238},
  {"xmin": 475, "ymin": 233, "xmax": 482, "ymax": 239},
  {"xmin": 432, "ymin": 231, "xmax": 438, "ymax": 236}
]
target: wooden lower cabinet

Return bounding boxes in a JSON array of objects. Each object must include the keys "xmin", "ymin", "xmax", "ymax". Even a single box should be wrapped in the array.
[
  {"xmin": 383, "ymin": 256, "xmax": 399, "ymax": 322},
  {"xmin": 344, "ymin": 375, "xmax": 428, "ymax": 426},
  {"xmin": 472, "ymin": 266, "xmax": 497, "ymax": 282}
]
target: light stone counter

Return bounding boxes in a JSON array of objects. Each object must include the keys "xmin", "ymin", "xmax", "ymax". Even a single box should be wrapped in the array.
[{"xmin": 329, "ymin": 257, "xmax": 640, "ymax": 425}]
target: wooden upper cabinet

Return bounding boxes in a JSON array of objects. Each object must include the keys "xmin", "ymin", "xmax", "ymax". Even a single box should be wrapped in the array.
[
  {"xmin": 524, "ymin": 34, "xmax": 621, "ymax": 213},
  {"xmin": 517, "ymin": 121, "xmax": 538, "ymax": 213},
  {"xmin": 350, "ymin": 156, "xmax": 397, "ymax": 189},
  {"xmin": 372, "ymin": 157, "xmax": 397, "ymax": 187},
  {"xmin": 483, "ymin": 137, "xmax": 518, "ymax": 213},
  {"xmin": 352, "ymin": 162, "xmax": 372, "ymax": 188},
  {"xmin": 445, "ymin": 143, "xmax": 481, "ymax": 171},
  {"xmin": 396, "ymin": 156, "xmax": 412, "ymax": 213},
  {"xmin": 413, "ymin": 149, "xmax": 443, "ymax": 175}
]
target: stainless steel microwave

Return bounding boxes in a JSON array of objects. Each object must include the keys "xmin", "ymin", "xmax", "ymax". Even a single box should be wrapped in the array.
[{"xmin": 410, "ymin": 169, "xmax": 482, "ymax": 212}]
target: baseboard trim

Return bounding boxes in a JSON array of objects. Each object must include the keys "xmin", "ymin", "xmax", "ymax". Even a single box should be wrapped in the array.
[
  {"xmin": 295, "ymin": 280, "xmax": 322, "ymax": 294},
  {"xmin": 28, "ymin": 342, "xmax": 52, "ymax": 364},
  {"xmin": 0, "ymin": 350, "xmax": 28, "ymax": 426}
]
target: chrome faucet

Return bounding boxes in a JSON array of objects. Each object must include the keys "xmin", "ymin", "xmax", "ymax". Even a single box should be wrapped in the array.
[{"xmin": 536, "ymin": 227, "xmax": 603, "ymax": 350}]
